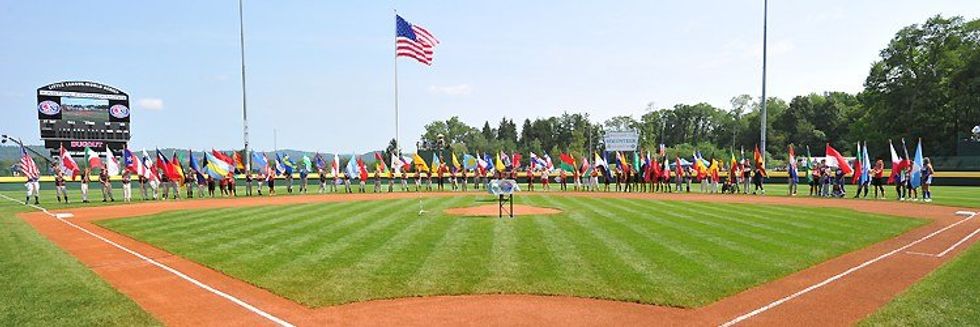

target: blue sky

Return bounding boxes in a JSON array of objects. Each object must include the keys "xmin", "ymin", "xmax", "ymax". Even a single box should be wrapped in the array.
[{"xmin": 1, "ymin": 1, "xmax": 978, "ymax": 153}]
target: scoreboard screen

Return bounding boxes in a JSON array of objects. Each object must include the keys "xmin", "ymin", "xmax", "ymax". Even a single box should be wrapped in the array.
[{"xmin": 37, "ymin": 81, "xmax": 131, "ymax": 156}]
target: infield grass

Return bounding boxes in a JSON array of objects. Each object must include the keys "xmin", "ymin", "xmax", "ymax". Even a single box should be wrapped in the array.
[
  {"xmin": 98, "ymin": 194, "xmax": 925, "ymax": 308},
  {"xmin": 860, "ymin": 242, "xmax": 980, "ymax": 326}
]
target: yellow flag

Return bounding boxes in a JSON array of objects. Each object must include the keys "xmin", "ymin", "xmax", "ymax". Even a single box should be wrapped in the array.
[
  {"xmin": 452, "ymin": 152, "xmax": 461, "ymax": 169},
  {"xmin": 412, "ymin": 153, "xmax": 429, "ymax": 173},
  {"xmin": 495, "ymin": 152, "xmax": 505, "ymax": 172}
]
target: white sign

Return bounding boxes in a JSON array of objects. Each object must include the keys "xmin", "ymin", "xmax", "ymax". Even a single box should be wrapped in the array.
[{"xmin": 603, "ymin": 130, "xmax": 639, "ymax": 151}]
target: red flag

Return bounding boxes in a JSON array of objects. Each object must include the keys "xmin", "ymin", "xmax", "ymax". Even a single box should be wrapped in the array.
[
  {"xmin": 675, "ymin": 157, "xmax": 684, "ymax": 177},
  {"xmin": 357, "ymin": 157, "xmax": 368, "ymax": 180},
  {"xmin": 511, "ymin": 153, "xmax": 522, "ymax": 169},
  {"xmin": 851, "ymin": 143, "xmax": 863, "ymax": 184},
  {"xmin": 825, "ymin": 144, "xmax": 853, "ymax": 175}
]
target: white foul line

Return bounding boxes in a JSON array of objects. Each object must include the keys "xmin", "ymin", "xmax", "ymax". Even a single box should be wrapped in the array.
[
  {"xmin": 718, "ymin": 212, "xmax": 978, "ymax": 327},
  {"xmin": 1, "ymin": 194, "xmax": 295, "ymax": 327}
]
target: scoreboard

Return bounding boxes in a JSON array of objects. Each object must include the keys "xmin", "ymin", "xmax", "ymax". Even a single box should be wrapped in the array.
[{"xmin": 37, "ymin": 81, "xmax": 131, "ymax": 156}]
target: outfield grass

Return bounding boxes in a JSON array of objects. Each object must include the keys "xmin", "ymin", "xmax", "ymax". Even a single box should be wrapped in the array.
[
  {"xmin": 860, "ymin": 242, "xmax": 980, "ymax": 326},
  {"xmin": 0, "ymin": 195, "xmax": 159, "ymax": 326},
  {"xmin": 98, "ymin": 194, "xmax": 924, "ymax": 308}
]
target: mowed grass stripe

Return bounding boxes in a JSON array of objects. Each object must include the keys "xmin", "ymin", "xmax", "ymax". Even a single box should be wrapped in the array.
[
  {"xmin": 241, "ymin": 199, "xmax": 416, "ymax": 283},
  {"xmin": 541, "ymin": 196, "xmax": 692, "ymax": 303},
  {"xmin": 613, "ymin": 199, "xmax": 776, "ymax": 260},
  {"xmin": 654, "ymin": 200, "xmax": 812, "ymax": 256},
  {"xmin": 308, "ymin": 197, "xmax": 471, "ymax": 303},
  {"xmin": 713, "ymin": 203, "xmax": 863, "ymax": 238},
  {"xmin": 195, "ymin": 201, "xmax": 376, "ymax": 255},
  {"xmin": 596, "ymin": 197, "xmax": 774, "ymax": 276},
  {"xmin": 551, "ymin": 196, "xmax": 730, "ymax": 277},
  {"xmin": 680, "ymin": 201, "xmax": 831, "ymax": 246},
  {"xmin": 473, "ymin": 216, "xmax": 521, "ymax": 292}
]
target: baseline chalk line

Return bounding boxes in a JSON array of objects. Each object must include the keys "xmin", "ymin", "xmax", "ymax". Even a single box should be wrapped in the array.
[
  {"xmin": 718, "ymin": 211, "xmax": 978, "ymax": 327},
  {"xmin": 1, "ymin": 194, "xmax": 295, "ymax": 327}
]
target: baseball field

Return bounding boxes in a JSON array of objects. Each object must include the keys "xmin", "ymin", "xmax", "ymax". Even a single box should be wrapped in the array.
[{"xmin": 3, "ymin": 186, "xmax": 980, "ymax": 326}]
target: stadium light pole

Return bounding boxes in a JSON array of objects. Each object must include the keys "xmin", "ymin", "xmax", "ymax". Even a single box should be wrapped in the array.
[
  {"xmin": 239, "ymin": 0, "xmax": 251, "ymax": 170},
  {"xmin": 759, "ymin": 0, "xmax": 768, "ymax": 161}
]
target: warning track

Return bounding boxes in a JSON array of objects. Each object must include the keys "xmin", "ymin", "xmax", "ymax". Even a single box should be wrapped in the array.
[{"xmin": 18, "ymin": 192, "xmax": 980, "ymax": 326}]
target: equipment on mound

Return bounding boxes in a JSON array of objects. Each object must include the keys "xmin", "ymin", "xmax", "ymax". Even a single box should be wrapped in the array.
[{"xmin": 487, "ymin": 179, "xmax": 520, "ymax": 218}]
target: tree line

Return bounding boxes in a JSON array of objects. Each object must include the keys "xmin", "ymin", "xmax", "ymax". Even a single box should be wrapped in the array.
[{"xmin": 412, "ymin": 15, "xmax": 979, "ymax": 166}]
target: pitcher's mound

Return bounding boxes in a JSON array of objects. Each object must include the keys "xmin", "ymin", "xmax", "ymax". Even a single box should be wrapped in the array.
[{"xmin": 444, "ymin": 204, "xmax": 562, "ymax": 217}]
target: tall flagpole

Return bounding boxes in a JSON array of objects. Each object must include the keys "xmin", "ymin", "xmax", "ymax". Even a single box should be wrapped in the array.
[
  {"xmin": 759, "ymin": 0, "xmax": 768, "ymax": 161},
  {"xmin": 239, "ymin": 0, "xmax": 251, "ymax": 171},
  {"xmin": 393, "ymin": 10, "xmax": 401, "ymax": 156}
]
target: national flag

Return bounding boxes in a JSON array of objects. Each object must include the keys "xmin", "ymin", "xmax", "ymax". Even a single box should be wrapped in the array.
[
  {"xmin": 431, "ymin": 153, "xmax": 442, "ymax": 174},
  {"xmin": 529, "ymin": 152, "xmax": 547, "ymax": 169},
  {"xmin": 252, "ymin": 151, "xmax": 269, "ymax": 172},
  {"xmin": 580, "ymin": 157, "xmax": 591, "ymax": 175},
  {"xmin": 462, "ymin": 153, "xmax": 478, "ymax": 170},
  {"xmin": 314, "ymin": 153, "xmax": 327, "ymax": 171},
  {"xmin": 825, "ymin": 143, "xmax": 853, "ymax": 175},
  {"xmin": 730, "ymin": 151, "xmax": 739, "ymax": 176},
  {"xmin": 753, "ymin": 144, "xmax": 767, "ymax": 176},
  {"xmin": 804, "ymin": 145, "xmax": 815, "ymax": 183},
  {"xmin": 692, "ymin": 152, "xmax": 706, "ymax": 178},
  {"xmin": 282, "ymin": 154, "xmax": 296, "ymax": 175},
  {"xmin": 559, "ymin": 153, "xmax": 575, "ymax": 172},
  {"xmin": 910, "ymin": 139, "xmax": 924, "ymax": 188},
  {"xmin": 544, "ymin": 154, "xmax": 554, "ymax": 171},
  {"xmin": 484, "ymin": 153, "xmax": 495, "ymax": 172},
  {"xmin": 332, "ymin": 154, "xmax": 341, "ymax": 176},
  {"xmin": 141, "ymin": 150, "xmax": 158, "ymax": 182},
  {"xmin": 593, "ymin": 152, "xmax": 607, "ymax": 169},
  {"xmin": 18, "ymin": 145, "xmax": 40, "ymax": 179},
  {"xmin": 887, "ymin": 140, "xmax": 906, "ymax": 184},
  {"xmin": 212, "ymin": 149, "xmax": 235, "ymax": 166},
  {"xmin": 395, "ymin": 15, "xmax": 439, "ymax": 65},
  {"xmin": 189, "ymin": 150, "xmax": 204, "ymax": 180},
  {"xmin": 357, "ymin": 155, "xmax": 369, "ymax": 180},
  {"xmin": 171, "ymin": 151, "xmax": 185, "ymax": 183},
  {"xmin": 302, "ymin": 155, "xmax": 313, "ymax": 172},
  {"xmin": 500, "ymin": 151, "xmax": 512, "ymax": 169},
  {"xmin": 477, "ymin": 153, "xmax": 489, "ymax": 171},
  {"xmin": 233, "ymin": 151, "xmax": 246, "ymax": 172},
  {"xmin": 861, "ymin": 142, "xmax": 871, "ymax": 185},
  {"xmin": 447, "ymin": 152, "xmax": 460, "ymax": 171},
  {"xmin": 84, "ymin": 147, "xmax": 103, "ymax": 169},
  {"xmin": 123, "ymin": 148, "xmax": 143, "ymax": 177},
  {"xmin": 155, "ymin": 149, "xmax": 178, "ymax": 180},
  {"xmin": 708, "ymin": 159, "xmax": 720, "ymax": 182},
  {"xmin": 273, "ymin": 153, "xmax": 286, "ymax": 175},
  {"xmin": 104, "ymin": 145, "xmax": 120, "ymax": 176},
  {"xmin": 658, "ymin": 144, "xmax": 666, "ymax": 157},
  {"xmin": 204, "ymin": 152, "xmax": 233, "ymax": 180},
  {"xmin": 60, "ymin": 145, "xmax": 80, "ymax": 179},
  {"xmin": 632, "ymin": 152, "xmax": 641, "ymax": 172},
  {"xmin": 413, "ymin": 153, "xmax": 430, "ymax": 173},
  {"xmin": 851, "ymin": 142, "xmax": 864, "ymax": 184},
  {"xmin": 495, "ymin": 152, "xmax": 505, "ymax": 172},
  {"xmin": 345, "ymin": 153, "xmax": 360, "ymax": 179}
]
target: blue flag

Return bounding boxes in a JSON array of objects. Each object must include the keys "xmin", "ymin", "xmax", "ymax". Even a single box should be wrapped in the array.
[
  {"xmin": 252, "ymin": 151, "xmax": 268, "ymax": 172},
  {"xmin": 910, "ymin": 140, "xmax": 924, "ymax": 188}
]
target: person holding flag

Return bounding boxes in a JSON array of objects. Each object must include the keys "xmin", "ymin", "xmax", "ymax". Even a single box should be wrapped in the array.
[
  {"xmin": 55, "ymin": 169, "xmax": 69, "ymax": 203},
  {"xmin": 18, "ymin": 145, "xmax": 42, "ymax": 205},
  {"xmin": 872, "ymin": 158, "xmax": 885, "ymax": 199},
  {"xmin": 787, "ymin": 145, "xmax": 799, "ymax": 196},
  {"xmin": 922, "ymin": 156, "xmax": 935, "ymax": 202},
  {"xmin": 99, "ymin": 165, "xmax": 114, "ymax": 202}
]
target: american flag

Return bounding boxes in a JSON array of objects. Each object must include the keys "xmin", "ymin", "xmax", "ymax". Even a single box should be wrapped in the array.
[
  {"xmin": 19, "ymin": 145, "xmax": 40, "ymax": 179},
  {"xmin": 396, "ymin": 15, "xmax": 439, "ymax": 65}
]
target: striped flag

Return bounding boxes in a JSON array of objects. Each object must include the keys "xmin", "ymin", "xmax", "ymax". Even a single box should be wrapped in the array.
[
  {"xmin": 19, "ymin": 145, "xmax": 40, "ymax": 179},
  {"xmin": 396, "ymin": 15, "xmax": 439, "ymax": 65}
]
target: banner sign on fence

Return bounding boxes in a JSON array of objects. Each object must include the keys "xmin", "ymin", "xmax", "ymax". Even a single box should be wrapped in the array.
[{"xmin": 603, "ymin": 130, "xmax": 639, "ymax": 152}]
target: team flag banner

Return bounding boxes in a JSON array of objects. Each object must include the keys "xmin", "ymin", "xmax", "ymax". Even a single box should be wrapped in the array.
[
  {"xmin": 825, "ymin": 143, "xmax": 854, "ymax": 175},
  {"xmin": 413, "ymin": 153, "xmax": 430, "ymax": 173},
  {"xmin": 204, "ymin": 152, "xmax": 233, "ymax": 180}
]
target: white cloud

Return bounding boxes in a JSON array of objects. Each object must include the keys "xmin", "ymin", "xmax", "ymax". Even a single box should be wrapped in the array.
[
  {"xmin": 428, "ymin": 84, "xmax": 473, "ymax": 96},
  {"xmin": 137, "ymin": 98, "xmax": 164, "ymax": 111}
]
